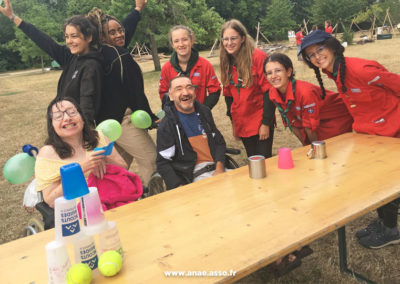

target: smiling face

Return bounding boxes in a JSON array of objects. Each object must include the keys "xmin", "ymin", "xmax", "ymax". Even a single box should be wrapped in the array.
[
  {"xmin": 171, "ymin": 28, "xmax": 193, "ymax": 58},
  {"xmin": 264, "ymin": 61, "xmax": 292, "ymax": 95},
  {"xmin": 103, "ymin": 19, "xmax": 125, "ymax": 47},
  {"xmin": 169, "ymin": 77, "xmax": 196, "ymax": 114},
  {"xmin": 65, "ymin": 25, "xmax": 92, "ymax": 55},
  {"xmin": 222, "ymin": 28, "xmax": 245, "ymax": 56},
  {"xmin": 51, "ymin": 100, "xmax": 84, "ymax": 139},
  {"xmin": 305, "ymin": 44, "xmax": 335, "ymax": 72}
]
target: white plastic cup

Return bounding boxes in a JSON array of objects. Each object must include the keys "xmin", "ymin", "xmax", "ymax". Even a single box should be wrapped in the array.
[
  {"xmin": 80, "ymin": 187, "xmax": 107, "ymax": 235},
  {"xmin": 74, "ymin": 233, "xmax": 99, "ymax": 270},
  {"xmin": 45, "ymin": 240, "xmax": 71, "ymax": 284},
  {"xmin": 99, "ymin": 221, "xmax": 123, "ymax": 256},
  {"xmin": 54, "ymin": 196, "xmax": 81, "ymax": 242}
]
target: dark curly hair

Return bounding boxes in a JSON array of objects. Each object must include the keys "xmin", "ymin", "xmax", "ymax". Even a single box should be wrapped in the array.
[
  {"xmin": 45, "ymin": 97, "xmax": 99, "ymax": 159},
  {"xmin": 301, "ymin": 37, "xmax": 347, "ymax": 98}
]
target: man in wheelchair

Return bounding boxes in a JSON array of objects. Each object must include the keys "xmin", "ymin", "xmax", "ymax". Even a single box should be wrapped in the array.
[{"xmin": 156, "ymin": 76, "xmax": 227, "ymax": 190}]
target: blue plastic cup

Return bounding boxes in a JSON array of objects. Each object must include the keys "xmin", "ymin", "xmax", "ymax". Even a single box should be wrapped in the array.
[{"xmin": 60, "ymin": 163, "xmax": 89, "ymax": 199}]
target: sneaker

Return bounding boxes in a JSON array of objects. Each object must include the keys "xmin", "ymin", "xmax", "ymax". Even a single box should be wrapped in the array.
[
  {"xmin": 147, "ymin": 173, "xmax": 166, "ymax": 197},
  {"xmin": 358, "ymin": 226, "xmax": 400, "ymax": 249},
  {"xmin": 355, "ymin": 218, "xmax": 383, "ymax": 239}
]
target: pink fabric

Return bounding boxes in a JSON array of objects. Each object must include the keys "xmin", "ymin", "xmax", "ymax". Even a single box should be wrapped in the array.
[{"xmin": 87, "ymin": 164, "xmax": 143, "ymax": 210}]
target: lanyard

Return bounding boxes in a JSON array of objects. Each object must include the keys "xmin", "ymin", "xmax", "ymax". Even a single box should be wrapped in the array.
[
  {"xmin": 228, "ymin": 67, "xmax": 244, "ymax": 95},
  {"xmin": 275, "ymin": 79, "xmax": 296, "ymax": 132}
]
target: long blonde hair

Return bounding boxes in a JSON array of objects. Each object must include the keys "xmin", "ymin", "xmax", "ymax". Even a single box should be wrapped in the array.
[{"xmin": 219, "ymin": 19, "xmax": 255, "ymax": 87}]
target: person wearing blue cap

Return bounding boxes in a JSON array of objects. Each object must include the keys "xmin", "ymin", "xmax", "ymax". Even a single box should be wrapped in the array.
[{"xmin": 299, "ymin": 30, "xmax": 400, "ymax": 249}]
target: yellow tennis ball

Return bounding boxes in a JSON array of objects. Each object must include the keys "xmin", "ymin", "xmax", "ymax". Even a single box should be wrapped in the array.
[
  {"xmin": 66, "ymin": 263, "xmax": 92, "ymax": 284},
  {"xmin": 98, "ymin": 250, "xmax": 123, "ymax": 277}
]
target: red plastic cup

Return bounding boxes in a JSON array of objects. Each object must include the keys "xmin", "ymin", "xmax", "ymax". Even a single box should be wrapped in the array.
[{"xmin": 278, "ymin": 148, "xmax": 294, "ymax": 169}]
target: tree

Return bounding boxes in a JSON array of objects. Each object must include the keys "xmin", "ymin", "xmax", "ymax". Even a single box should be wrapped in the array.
[
  {"xmin": 7, "ymin": 0, "xmax": 64, "ymax": 69},
  {"xmin": 66, "ymin": 0, "xmax": 110, "ymax": 16},
  {"xmin": 290, "ymin": 0, "xmax": 313, "ymax": 27},
  {"xmin": 261, "ymin": 0, "xmax": 295, "ymax": 41},
  {"xmin": 378, "ymin": 0, "xmax": 400, "ymax": 24},
  {"xmin": 183, "ymin": 0, "xmax": 224, "ymax": 49},
  {"xmin": 206, "ymin": 0, "xmax": 271, "ymax": 38},
  {"xmin": 311, "ymin": 0, "xmax": 364, "ymax": 31}
]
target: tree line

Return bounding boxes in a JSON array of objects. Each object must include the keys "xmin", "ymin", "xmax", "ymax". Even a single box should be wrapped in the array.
[{"xmin": 0, "ymin": 0, "xmax": 399, "ymax": 72}]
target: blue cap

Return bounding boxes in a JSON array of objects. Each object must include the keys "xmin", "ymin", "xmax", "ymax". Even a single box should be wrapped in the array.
[
  {"xmin": 60, "ymin": 163, "xmax": 89, "ymax": 199},
  {"xmin": 298, "ymin": 30, "xmax": 332, "ymax": 55}
]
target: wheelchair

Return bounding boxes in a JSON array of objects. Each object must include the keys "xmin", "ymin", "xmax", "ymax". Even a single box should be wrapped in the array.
[{"xmin": 22, "ymin": 187, "xmax": 54, "ymax": 236}]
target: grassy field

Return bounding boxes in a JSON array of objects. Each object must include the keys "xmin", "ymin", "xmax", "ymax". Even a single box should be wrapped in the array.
[{"xmin": 1, "ymin": 36, "xmax": 400, "ymax": 283}]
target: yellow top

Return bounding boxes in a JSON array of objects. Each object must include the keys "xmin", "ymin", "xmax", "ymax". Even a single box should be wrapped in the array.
[{"xmin": 34, "ymin": 131, "xmax": 108, "ymax": 192}]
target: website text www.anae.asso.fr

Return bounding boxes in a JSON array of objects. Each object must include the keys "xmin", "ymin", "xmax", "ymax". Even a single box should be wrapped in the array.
[{"xmin": 164, "ymin": 269, "xmax": 237, "ymax": 277}]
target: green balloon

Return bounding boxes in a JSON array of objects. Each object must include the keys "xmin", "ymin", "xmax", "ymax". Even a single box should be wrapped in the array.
[
  {"xmin": 131, "ymin": 110, "xmax": 152, "ymax": 129},
  {"xmin": 96, "ymin": 119, "xmax": 122, "ymax": 141},
  {"xmin": 3, "ymin": 153, "xmax": 35, "ymax": 184}
]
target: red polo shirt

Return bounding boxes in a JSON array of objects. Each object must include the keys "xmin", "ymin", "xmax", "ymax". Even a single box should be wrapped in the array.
[
  {"xmin": 223, "ymin": 48, "xmax": 271, "ymax": 137},
  {"xmin": 159, "ymin": 56, "xmax": 221, "ymax": 103},
  {"xmin": 268, "ymin": 80, "xmax": 353, "ymax": 144},
  {"xmin": 324, "ymin": 57, "xmax": 400, "ymax": 138}
]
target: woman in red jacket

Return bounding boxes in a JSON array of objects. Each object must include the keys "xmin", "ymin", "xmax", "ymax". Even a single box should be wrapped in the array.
[
  {"xmin": 159, "ymin": 25, "xmax": 221, "ymax": 109},
  {"xmin": 263, "ymin": 53, "xmax": 353, "ymax": 145},
  {"xmin": 299, "ymin": 30, "xmax": 400, "ymax": 249},
  {"xmin": 220, "ymin": 19, "xmax": 275, "ymax": 158}
]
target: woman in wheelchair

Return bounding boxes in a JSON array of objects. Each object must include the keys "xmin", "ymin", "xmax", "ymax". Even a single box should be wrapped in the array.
[{"xmin": 34, "ymin": 97, "xmax": 130, "ymax": 229}]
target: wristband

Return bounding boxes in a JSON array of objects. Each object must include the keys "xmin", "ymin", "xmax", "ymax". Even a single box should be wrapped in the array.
[{"xmin": 10, "ymin": 14, "xmax": 15, "ymax": 23}]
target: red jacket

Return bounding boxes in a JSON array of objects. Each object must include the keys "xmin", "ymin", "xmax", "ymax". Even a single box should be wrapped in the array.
[
  {"xmin": 223, "ymin": 48, "xmax": 271, "ymax": 137},
  {"xmin": 295, "ymin": 31, "xmax": 304, "ymax": 45},
  {"xmin": 159, "ymin": 56, "xmax": 221, "ymax": 103},
  {"xmin": 269, "ymin": 80, "xmax": 353, "ymax": 144},
  {"xmin": 324, "ymin": 57, "xmax": 400, "ymax": 137},
  {"xmin": 325, "ymin": 26, "xmax": 333, "ymax": 34}
]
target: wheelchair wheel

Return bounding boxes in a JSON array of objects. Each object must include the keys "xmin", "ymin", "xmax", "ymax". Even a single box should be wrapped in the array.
[
  {"xmin": 146, "ymin": 173, "xmax": 167, "ymax": 197},
  {"xmin": 225, "ymin": 155, "xmax": 240, "ymax": 169},
  {"xmin": 23, "ymin": 216, "xmax": 44, "ymax": 236}
]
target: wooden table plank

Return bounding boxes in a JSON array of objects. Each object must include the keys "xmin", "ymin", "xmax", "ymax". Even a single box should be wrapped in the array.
[{"xmin": 0, "ymin": 133, "xmax": 399, "ymax": 283}]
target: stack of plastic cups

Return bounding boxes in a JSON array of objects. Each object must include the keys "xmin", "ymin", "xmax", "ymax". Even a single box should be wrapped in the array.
[
  {"xmin": 45, "ymin": 162, "xmax": 123, "ymax": 281},
  {"xmin": 45, "ymin": 163, "xmax": 91, "ymax": 282}
]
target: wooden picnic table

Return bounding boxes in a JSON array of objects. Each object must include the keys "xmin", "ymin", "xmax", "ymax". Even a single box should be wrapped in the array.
[{"xmin": 0, "ymin": 132, "xmax": 399, "ymax": 283}]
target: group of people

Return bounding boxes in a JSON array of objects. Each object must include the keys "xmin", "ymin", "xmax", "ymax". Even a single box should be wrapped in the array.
[{"xmin": 2, "ymin": 0, "xmax": 400, "ymax": 276}]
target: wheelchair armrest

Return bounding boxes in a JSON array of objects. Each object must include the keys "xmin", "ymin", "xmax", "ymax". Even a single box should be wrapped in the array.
[
  {"xmin": 35, "ymin": 201, "xmax": 55, "ymax": 218},
  {"xmin": 226, "ymin": 148, "xmax": 241, "ymax": 155}
]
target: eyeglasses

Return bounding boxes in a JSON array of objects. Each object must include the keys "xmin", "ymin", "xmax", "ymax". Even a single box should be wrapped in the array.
[
  {"xmin": 221, "ymin": 36, "xmax": 240, "ymax": 43},
  {"xmin": 108, "ymin": 27, "xmax": 125, "ymax": 36},
  {"xmin": 265, "ymin": 68, "xmax": 284, "ymax": 77},
  {"xmin": 173, "ymin": 84, "xmax": 196, "ymax": 93},
  {"xmin": 51, "ymin": 107, "xmax": 79, "ymax": 121},
  {"xmin": 306, "ymin": 45, "xmax": 326, "ymax": 61}
]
